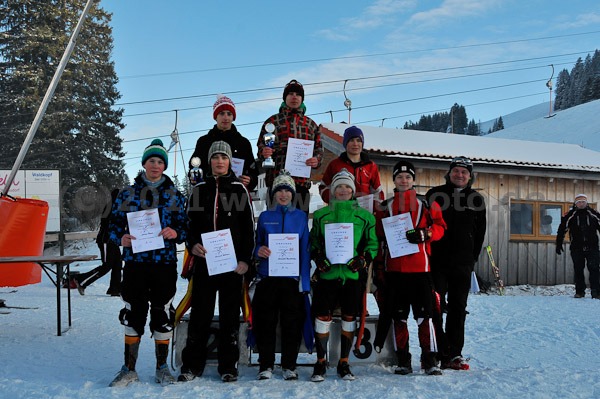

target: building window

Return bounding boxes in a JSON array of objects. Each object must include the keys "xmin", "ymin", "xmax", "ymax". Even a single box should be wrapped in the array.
[{"xmin": 510, "ymin": 200, "xmax": 583, "ymax": 241}]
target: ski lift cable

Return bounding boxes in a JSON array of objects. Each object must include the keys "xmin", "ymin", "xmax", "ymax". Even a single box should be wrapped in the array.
[{"xmin": 115, "ymin": 51, "xmax": 590, "ymax": 107}]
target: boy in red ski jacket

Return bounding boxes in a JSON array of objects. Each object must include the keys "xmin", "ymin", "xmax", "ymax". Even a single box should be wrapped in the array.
[
  {"xmin": 374, "ymin": 160, "xmax": 446, "ymax": 376},
  {"xmin": 319, "ymin": 126, "xmax": 383, "ymax": 210}
]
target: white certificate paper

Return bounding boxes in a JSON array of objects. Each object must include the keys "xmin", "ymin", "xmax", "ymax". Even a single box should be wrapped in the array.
[
  {"xmin": 201, "ymin": 229, "xmax": 238, "ymax": 276},
  {"xmin": 357, "ymin": 194, "xmax": 374, "ymax": 213},
  {"xmin": 381, "ymin": 213, "xmax": 419, "ymax": 258},
  {"xmin": 126, "ymin": 208, "xmax": 165, "ymax": 254},
  {"xmin": 268, "ymin": 233, "xmax": 299, "ymax": 277},
  {"xmin": 231, "ymin": 157, "xmax": 244, "ymax": 177},
  {"xmin": 284, "ymin": 138, "xmax": 314, "ymax": 178},
  {"xmin": 324, "ymin": 223, "xmax": 354, "ymax": 264}
]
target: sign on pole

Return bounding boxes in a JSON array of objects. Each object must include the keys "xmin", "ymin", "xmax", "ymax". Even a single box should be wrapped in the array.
[{"xmin": 0, "ymin": 170, "xmax": 60, "ymax": 232}]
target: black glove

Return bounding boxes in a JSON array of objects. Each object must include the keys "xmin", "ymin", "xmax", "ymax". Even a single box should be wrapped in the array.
[
  {"xmin": 346, "ymin": 255, "xmax": 367, "ymax": 273},
  {"xmin": 406, "ymin": 228, "xmax": 432, "ymax": 244},
  {"xmin": 556, "ymin": 245, "xmax": 563, "ymax": 255},
  {"xmin": 314, "ymin": 252, "xmax": 332, "ymax": 273}
]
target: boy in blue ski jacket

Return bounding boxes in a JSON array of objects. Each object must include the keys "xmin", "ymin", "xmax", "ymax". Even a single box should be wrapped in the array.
[{"xmin": 252, "ymin": 170, "xmax": 311, "ymax": 380}]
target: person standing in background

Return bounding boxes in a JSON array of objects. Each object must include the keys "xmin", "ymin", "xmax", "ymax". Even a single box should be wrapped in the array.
[
  {"xmin": 556, "ymin": 193, "xmax": 600, "ymax": 299},
  {"xmin": 74, "ymin": 188, "xmax": 122, "ymax": 296}
]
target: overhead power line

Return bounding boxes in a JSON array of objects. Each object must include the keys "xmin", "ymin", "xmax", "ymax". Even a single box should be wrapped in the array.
[
  {"xmin": 120, "ymin": 91, "xmax": 547, "ymax": 161},
  {"xmin": 120, "ymin": 60, "xmax": 575, "ymax": 118},
  {"xmin": 116, "ymin": 51, "xmax": 589, "ymax": 107},
  {"xmin": 120, "ymin": 79, "xmax": 548, "ymax": 146},
  {"xmin": 118, "ymin": 30, "xmax": 600, "ymax": 80}
]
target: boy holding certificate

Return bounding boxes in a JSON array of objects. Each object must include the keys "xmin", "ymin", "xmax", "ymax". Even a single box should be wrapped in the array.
[
  {"xmin": 108, "ymin": 139, "xmax": 188, "ymax": 387},
  {"xmin": 309, "ymin": 169, "xmax": 377, "ymax": 381},
  {"xmin": 252, "ymin": 171, "xmax": 311, "ymax": 381},
  {"xmin": 373, "ymin": 160, "xmax": 446, "ymax": 376},
  {"xmin": 179, "ymin": 141, "xmax": 255, "ymax": 383},
  {"xmin": 257, "ymin": 79, "xmax": 323, "ymax": 214}
]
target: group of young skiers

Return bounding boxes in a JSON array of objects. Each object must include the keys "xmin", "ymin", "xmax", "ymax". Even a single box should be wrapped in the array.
[{"xmin": 105, "ymin": 79, "xmax": 488, "ymax": 387}]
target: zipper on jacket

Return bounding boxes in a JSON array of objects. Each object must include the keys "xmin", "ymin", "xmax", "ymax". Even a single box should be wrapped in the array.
[
  {"xmin": 281, "ymin": 206, "xmax": 287, "ymax": 233},
  {"xmin": 213, "ymin": 177, "xmax": 219, "ymax": 231}
]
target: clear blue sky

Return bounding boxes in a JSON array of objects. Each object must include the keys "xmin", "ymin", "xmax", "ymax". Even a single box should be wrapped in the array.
[{"xmin": 99, "ymin": 0, "xmax": 600, "ymax": 182}]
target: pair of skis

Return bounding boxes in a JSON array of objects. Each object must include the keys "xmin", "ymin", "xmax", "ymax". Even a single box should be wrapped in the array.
[{"xmin": 485, "ymin": 245, "xmax": 505, "ymax": 295}]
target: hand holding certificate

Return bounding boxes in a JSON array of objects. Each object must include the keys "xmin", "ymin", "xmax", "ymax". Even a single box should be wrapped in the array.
[
  {"xmin": 284, "ymin": 138, "xmax": 314, "ymax": 178},
  {"xmin": 201, "ymin": 229, "xmax": 238, "ymax": 276},
  {"xmin": 381, "ymin": 213, "xmax": 419, "ymax": 258},
  {"xmin": 357, "ymin": 194, "xmax": 374, "ymax": 213},
  {"xmin": 126, "ymin": 208, "xmax": 165, "ymax": 254},
  {"xmin": 230, "ymin": 157, "xmax": 244, "ymax": 178},
  {"xmin": 324, "ymin": 223, "xmax": 354, "ymax": 264},
  {"xmin": 268, "ymin": 234, "xmax": 299, "ymax": 277}
]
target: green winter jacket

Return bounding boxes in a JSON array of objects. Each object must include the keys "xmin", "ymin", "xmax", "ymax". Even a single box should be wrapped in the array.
[{"xmin": 310, "ymin": 199, "xmax": 378, "ymax": 283}]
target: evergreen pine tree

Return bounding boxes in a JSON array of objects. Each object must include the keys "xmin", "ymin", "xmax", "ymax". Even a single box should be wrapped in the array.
[
  {"xmin": 554, "ymin": 69, "xmax": 570, "ymax": 111},
  {"xmin": 496, "ymin": 116, "xmax": 504, "ymax": 131},
  {"xmin": 450, "ymin": 103, "xmax": 468, "ymax": 134},
  {"xmin": 0, "ymin": 0, "xmax": 126, "ymax": 226},
  {"xmin": 568, "ymin": 57, "xmax": 585, "ymax": 108},
  {"xmin": 466, "ymin": 119, "xmax": 479, "ymax": 136}
]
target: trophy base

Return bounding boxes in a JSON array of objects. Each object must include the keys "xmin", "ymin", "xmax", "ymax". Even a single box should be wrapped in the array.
[{"xmin": 263, "ymin": 159, "xmax": 275, "ymax": 168}]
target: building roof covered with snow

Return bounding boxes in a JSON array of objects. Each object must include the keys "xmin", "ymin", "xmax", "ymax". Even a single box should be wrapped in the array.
[{"xmin": 320, "ymin": 122, "xmax": 600, "ymax": 174}]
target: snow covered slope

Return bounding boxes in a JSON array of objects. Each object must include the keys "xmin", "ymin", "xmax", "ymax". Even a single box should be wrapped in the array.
[
  {"xmin": 479, "ymin": 102, "xmax": 550, "ymax": 132},
  {"xmin": 487, "ymin": 99, "xmax": 600, "ymax": 152}
]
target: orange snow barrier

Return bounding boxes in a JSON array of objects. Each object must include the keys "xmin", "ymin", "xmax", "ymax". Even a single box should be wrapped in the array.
[{"xmin": 0, "ymin": 196, "xmax": 49, "ymax": 287}]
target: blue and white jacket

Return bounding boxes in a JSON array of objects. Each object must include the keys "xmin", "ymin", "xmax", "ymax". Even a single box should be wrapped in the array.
[
  {"xmin": 254, "ymin": 204, "xmax": 311, "ymax": 292},
  {"xmin": 109, "ymin": 174, "xmax": 187, "ymax": 265}
]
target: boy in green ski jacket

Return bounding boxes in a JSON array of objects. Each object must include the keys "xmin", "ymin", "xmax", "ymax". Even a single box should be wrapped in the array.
[{"xmin": 309, "ymin": 169, "xmax": 377, "ymax": 382}]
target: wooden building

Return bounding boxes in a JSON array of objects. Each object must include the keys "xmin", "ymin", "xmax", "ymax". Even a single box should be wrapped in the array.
[{"xmin": 316, "ymin": 123, "xmax": 600, "ymax": 287}]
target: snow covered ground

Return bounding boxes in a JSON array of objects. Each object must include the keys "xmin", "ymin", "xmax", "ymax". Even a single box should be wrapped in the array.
[{"xmin": 1, "ymin": 239, "xmax": 599, "ymax": 399}]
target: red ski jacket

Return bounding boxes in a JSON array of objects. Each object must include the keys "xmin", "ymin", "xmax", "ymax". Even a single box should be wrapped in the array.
[
  {"xmin": 319, "ymin": 152, "xmax": 384, "ymax": 205},
  {"xmin": 375, "ymin": 190, "xmax": 446, "ymax": 273}
]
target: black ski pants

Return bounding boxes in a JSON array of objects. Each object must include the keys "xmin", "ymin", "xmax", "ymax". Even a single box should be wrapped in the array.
[
  {"xmin": 432, "ymin": 265, "xmax": 471, "ymax": 360},
  {"xmin": 252, "ymin": 277, "xmax": 305, "ymax": 370},
  {"xmin": 119, "ymin": 261, "xmax": 177, "ymax": 337},
  {"xmin": 181, "ymin": 267, "xmax": 242, "ymax": 376},
  {"xmin": 571, "ymin": 249, "xmax": 600, "ymax": 295},
  {"xmin": 312, "ymin": 278, "xmax": 362, "ymax": 318}
]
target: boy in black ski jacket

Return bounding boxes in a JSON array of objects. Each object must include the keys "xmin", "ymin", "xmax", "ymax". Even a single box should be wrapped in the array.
[{"xmin": 179, "ymin": 141, "xmax": 255, "ymax": 383}]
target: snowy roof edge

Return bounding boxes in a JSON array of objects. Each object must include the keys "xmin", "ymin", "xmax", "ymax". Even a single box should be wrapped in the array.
[{"xmin": 321, "ymin": 123, "xmax": 600, "ymax": 172}]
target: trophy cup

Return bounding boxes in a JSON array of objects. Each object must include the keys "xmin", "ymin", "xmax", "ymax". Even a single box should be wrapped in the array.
[
  {"xmin": 263, "ymin": 123, "xmax": 276, "ymax": 168},
  {"xmin": 189, "ymin": 157, "xmax": 203, "ymax": 184}
]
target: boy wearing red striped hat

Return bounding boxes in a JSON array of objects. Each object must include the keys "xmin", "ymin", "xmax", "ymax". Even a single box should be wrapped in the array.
[{"xmin": 189, "ymin": 94, "xmax": 258, "ymax": 190}]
